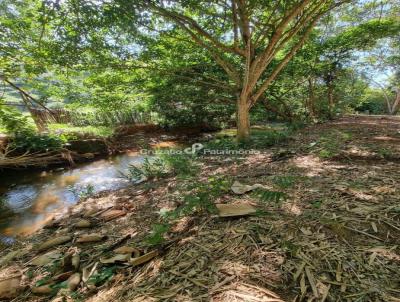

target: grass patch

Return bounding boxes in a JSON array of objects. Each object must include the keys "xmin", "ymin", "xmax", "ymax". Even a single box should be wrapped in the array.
[
  {"xmin": 203, "ymin": 127, "xmax": 290, "ymax": 153},
  {"xmin": 313, "ymin": 130, "xmax": 352, "ymax": 159}
]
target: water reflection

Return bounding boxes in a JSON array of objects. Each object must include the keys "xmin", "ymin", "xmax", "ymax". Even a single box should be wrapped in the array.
[{"xmin": 0, "ymin": 153, "xmax": 144, "ymax": 242}]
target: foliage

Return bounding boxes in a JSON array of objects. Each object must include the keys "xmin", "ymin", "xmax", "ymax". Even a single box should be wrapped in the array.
[
  {"xmin": 272, "ymin": 175, "xmax": 298, "ymax": 189},
  {"xmin": 252, "ymin": 189, "xmax": 287, "ymax": 204},
  {"xmin": 68, "ymin": 184, "xmax": 95, "ymax": 200},
  {"xmin": 125, "ymin": 158, "xmax": 168, "ymax": 182},
  {"xmin": 0, "ymin": 103, "xmax": 34, "ymax": 135},
  {"xmin": 47, "ymin": 123, "xmax": 114, "ymax": 138},
  {"xmin": 11, "ymin": 132, "xmax": 64, "ymax": 153},
  {"xmin": 87, "ymin": 266, "xmax": 117, "ymax": 286},
  {"xmin": 160, "ymin": 153, "xmax": 199, "ymax": 178},
  {"xmin": 124, "ymin": 151, "xmax": 200, "ymax": 183},
  {"xmin": 146, "ymin": 176, "xmax": 231, "ymax": 245},
  {"xmin": 315, "ymin": 130, "xmax": 352, "ymax": 159},
  {"xmin": 0, "ymin": 102, "xmax": 64, "ymax": 152}
]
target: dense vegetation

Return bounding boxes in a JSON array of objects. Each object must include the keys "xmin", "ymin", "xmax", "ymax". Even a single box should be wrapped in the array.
[{"xmin": 0, "ymin": 0, "xmax": 399, "ymax": 149}]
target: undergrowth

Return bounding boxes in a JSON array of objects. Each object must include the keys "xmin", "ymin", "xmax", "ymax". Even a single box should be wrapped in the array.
[{"xmin": 146, "ymin": 176, "xmax": 231, "ymax": 245}]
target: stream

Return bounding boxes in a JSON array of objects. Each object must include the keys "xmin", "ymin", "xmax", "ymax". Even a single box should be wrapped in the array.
[{"xmin": 0, "ymin": 152, "xmax": 145, "ymax": 244}]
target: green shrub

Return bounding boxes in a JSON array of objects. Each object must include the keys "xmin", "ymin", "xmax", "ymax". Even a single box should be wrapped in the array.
[
  {"xmin": 125, "ymin": 157, "xmax": 168, "ymax": 181},
  {"xmin": 11, "ymin": 133, "xmax": 64, "ymax": 153},
  {"xmin": 160, "ymin": 153, "xmax": 199, "ymax": 178}
]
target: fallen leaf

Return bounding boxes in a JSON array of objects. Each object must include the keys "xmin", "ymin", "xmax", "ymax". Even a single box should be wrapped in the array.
[
  {"xmin": 231, "ymin": 181, "xmax": 265, "ymax": 195},
  {"xmin": 0, "ymin": 250, "xmax": 27, "ymax": 266},
  {"xmin": 83, "ymin": 207, "xmax": 99, "ymax": 217},
  {"xmin": 31, "ymin": 285, "xmax": 53, "ymax": 295},
  {"xmin": 100, "ymin": 254, "xmax": 130, "ymax": 264},
  {"xmin": 71, "ymin": 254, "xmax": 80, "ymax": 270},
  {"xmin": 114, "ymin": 246, "xmax": 141, "ymax": 257},
  {"xmin": 0, "ymin": 275, "xmax": 22, "ymax": 299},
  {"xmin": 99, "ymin": 209, "xmax": 126, "ymax": 221},
  {"xmin": 216, "ymin": 203, "xmax": 257, "ymax": 217},
  {"xmin": 129, "ymin": 250, "xmax": 159, "ymax": 267},
  {"xmin": 76, "ymin": 234, "xmax": 106, "ymax": 243},
  {"xmin": 37, "ymin": 236, "xmax": 72, "ymax": 252},
  {"xmin": 52, "ymin": 271, "xmax": 74, "ymax": 282},
  {"xmin": 74, "ymin": 219, "xmax": 91, "ymax": 228},
  {"xmin": 66, "ymin": 273, "xmax": 81, "ymax": 291},
  {"xmin": 30, "ymin": 251, "xmax": 63, "ymax": 266}
]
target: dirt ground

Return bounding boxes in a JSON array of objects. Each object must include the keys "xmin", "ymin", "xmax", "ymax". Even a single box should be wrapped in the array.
[{"xmin": 1, "ymin": 115, "xmax": 399, "ymax": 301}]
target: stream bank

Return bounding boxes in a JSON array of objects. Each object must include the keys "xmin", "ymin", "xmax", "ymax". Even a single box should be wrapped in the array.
[
  {"xmin": 0, "ymin": 116, "xmax": 399, "ymax": 301},
  {"xmin": 0, "ymin": 125, "xmax": 213, "ymax": 242}
]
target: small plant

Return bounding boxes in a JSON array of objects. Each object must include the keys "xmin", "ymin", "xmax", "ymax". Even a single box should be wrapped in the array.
[
  {"xmin": 125, "ymin": 157, "xmax": 168, "ymax": 181},
  {"xmin": 252, "ymin": 188, "xmax": 287, "ymax": 204},
  {"xmin": 145, "ymin": 223, "xmax": 171, "ymax": 245},
  {"xmin": 311, "ymin": 200, "xmax": 323, "ymax": 209},
  {"xmin": 87, "ymin": 266, "xmax": 117, "ymax": 286},
  {"xmin": 248, "ymin": 129, "xmax": 290, "ymax": 149},
  {"xmin": 376, "ymin": 147, "xmax": 393, "ymax": 159},
  {"xmin": 160, "ymin": 153, "xmax": 199, "ymax": 178},
  {"xmin": 145, "ymin": 176, "xmax": 231, "ymax": 245},
  {"xmin": 69, "ymin": 184, "xmax": 95, "ymax": 199},
  {"xmin": 272, "ymin": 175, "xmax": 298, "ymax": 189},
  {"xmin": 314, "ymin": 130, "xmax": 352, "ymax": 159}
]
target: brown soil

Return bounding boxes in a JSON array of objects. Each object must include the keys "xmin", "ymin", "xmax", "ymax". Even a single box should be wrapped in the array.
[{"xmin": 1, "ymin": 115, "xmax": 400, "ymax": 301}]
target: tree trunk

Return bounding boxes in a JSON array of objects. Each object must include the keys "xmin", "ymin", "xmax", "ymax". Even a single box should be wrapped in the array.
[
  {"xmin": 237, "ymin": 95, "xmax": 250, "ymax": 142},
  {"xmin": 307, "ymin": 77, "xmax": 316, "ymax": 118},
  {"xmin": 390, "ymin": 88, "xmax": 400, "ymax": 115},
  {"xmin": 327, "ymin": 83, "xmax": 334, "ymax": 113},
  {"xmin": 20, "ymin": 93, "xmax": 46, "ymax": 132}
]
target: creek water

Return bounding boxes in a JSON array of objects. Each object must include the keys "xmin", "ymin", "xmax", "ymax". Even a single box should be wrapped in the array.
[{"xmin": 0, "ymin": 152, "xmax": 145, "ymax": 244}]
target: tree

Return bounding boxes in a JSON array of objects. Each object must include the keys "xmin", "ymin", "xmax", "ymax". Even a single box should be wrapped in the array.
[{"xmin": 108, "ymin": 0, "xmax": 348, "ymax": 141}]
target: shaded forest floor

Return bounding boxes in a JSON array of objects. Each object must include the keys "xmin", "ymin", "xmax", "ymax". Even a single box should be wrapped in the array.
[{"xmin": 1, "ymin": 115, "xmax": 400, "ymax": 301}]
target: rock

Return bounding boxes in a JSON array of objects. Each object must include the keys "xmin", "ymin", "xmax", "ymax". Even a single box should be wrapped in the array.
[
  {"xmin": 129, "ymin": 250, "xmax": 159, "ymax": 267},
  {"xmin": 37, "ymin": 236, "xmax": 72, "ymax": 252},
  {"xmin": 0, "ymin": 275, "xmax": 22, "ymax": 299},
  {"xmin": 76, "ymin": 234, "xmax": 106, "ymax": 243},
  {"xmin": 216, "ymin": 203, "xmax": 257, "ymax": 217}
]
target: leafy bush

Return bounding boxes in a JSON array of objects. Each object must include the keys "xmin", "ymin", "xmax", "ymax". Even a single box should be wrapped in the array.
[
  {"xmin": 125, "ymin": 157, "xmax": 168, "ymax": 181},
  {"xmin": 0, "ymin": 103, "xmax": 65, "ymax": 153},
  {"xmin": 11, "ymin": 133, "xmax": 64, "ymax": 152},
  {"xmin": 160, "ymin": 153, "xmax": 199, "ymax": 178},
  {"xmin": 0, "ymin": 104, "xmax": 34, "ymax": 134}
]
